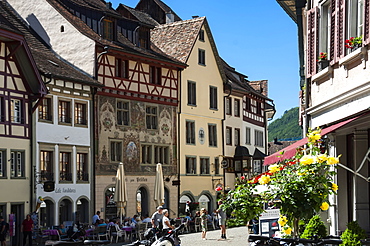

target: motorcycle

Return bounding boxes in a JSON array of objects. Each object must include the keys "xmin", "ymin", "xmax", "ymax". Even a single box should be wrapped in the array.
[
  {"xmin": 151, "ymin": 224, "xmax": 184, "ymax": 246},
  {"xmin": 128, "ymin": 224, "xmax": 185, "ymax": 246}
]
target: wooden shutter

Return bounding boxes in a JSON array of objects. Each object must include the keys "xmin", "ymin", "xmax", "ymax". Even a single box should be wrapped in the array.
[
  {"xmin": 307, "ymin": 7, "xmax": 319, "ymax": 78},
  {"xmin": 364, "ymin": 0, "xmax": 370, "ymax": 45},
  {"xmin": 330, "ymin": 0, "xmax": 337, "ymax": 64},
  {"xmin": 337, "ymin": 0, "xmax": 346, "ymax": 59}
]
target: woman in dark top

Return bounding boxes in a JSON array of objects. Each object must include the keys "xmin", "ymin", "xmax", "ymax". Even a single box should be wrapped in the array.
[{"xmin": 21, "ymin": 214, "xmax": 33, "ymax": 246}]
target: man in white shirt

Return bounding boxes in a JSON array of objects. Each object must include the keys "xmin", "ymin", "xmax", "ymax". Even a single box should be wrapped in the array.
[{"xmin": 92, "ymin": 211, "xmax": 100, "ymax": 225}]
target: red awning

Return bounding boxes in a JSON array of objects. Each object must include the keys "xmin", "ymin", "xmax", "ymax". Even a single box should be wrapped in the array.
[{"xmin": 264, "ymin": 116, "xmax": 360, "ymax": 165}]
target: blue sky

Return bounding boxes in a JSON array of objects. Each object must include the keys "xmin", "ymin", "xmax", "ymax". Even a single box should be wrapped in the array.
[{"xmin": 110, "ymin": 0, "xmax": 300, "ymax": 120}]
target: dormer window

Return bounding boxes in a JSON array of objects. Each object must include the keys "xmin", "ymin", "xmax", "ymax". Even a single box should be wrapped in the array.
[
  {"xmin": 138, "ymin": 27, "xmax": 150, "ymax": 49},
  {"xmin": 103, "ymin": 19, "xmax": 114, "ymax": 40}
]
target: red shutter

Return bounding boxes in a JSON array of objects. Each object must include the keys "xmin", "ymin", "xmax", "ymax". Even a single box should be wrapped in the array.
[
  {"xmin": 306, "ymin": 7, "xmax": 319, "ymax": 78},
  {"xmin": 330, "ymin": 0, "xmax": 337, "ymax": 64},
  {"xmin": 337, "ymin": 0, "xmax": 346, "ymax": 59},
  {"xmin": 364, "ymin": 0, "xmax": 370, "ymax": 45}
]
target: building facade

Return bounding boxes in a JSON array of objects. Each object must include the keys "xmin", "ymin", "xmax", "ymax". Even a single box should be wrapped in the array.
[
  {"xmin": 0, "ymin": 2, "xmax": 47, "ymax": 243},
  {"xmin": 151, "ymin": 17, "xmax": 225, "ymax": 214},
  {"xmin": 222, "ymin": 59, "xmax": 275, "ymax": 189},
  {"xmin": 277, "ymin": 0, "xmax": 370, "ymax": 235},
  {"xmin": 8, "ymin": 0, "xmax": 185, "ymax": 220}
]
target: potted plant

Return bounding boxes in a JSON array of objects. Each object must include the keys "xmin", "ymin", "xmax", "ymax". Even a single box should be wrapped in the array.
[
  {"xmin": 318, "ymin": 52, "xmax": 329, "ymax": 71},
  {"xmin": 340, "ymin": 221, "xmax": 366, "ymax": 246},
  {"xmin": 345, "ymin": 36, "xmax": 363, "ymax": 51}
]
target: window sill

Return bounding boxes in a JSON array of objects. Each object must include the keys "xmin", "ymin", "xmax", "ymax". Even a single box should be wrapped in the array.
[
  {"xmin": 75, "ymin": 124, "xmax": 88, "ymax": 128},
  {"xmin": 58, "ymin": 122, "xmax": 72, "ymax": 126},
  {"xmin": 311, "ymin": 66, "xmax": 333, "ymax": 83},
  {"xmin": 339, "ymin": 46, "xmax": 366, "ymax": 66},
  {"xmin": 59, "ymin": 180, "xmax": 73, "ymax": 183},
  {"xmin": 185, "ymin": 174, "xmax": 198, "ymax": 176},
  {"xmin": 38, "ymin": 119, "xmax": 53, "ymax": 124},
  {"xmin": 76, "ymin": 180, "xmax": 89, "ymax": 184}
]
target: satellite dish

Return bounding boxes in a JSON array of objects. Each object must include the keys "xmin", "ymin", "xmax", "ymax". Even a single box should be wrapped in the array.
[{"xmin": 221, "ymin": 160, "xmax": 228, "ymax": 168}]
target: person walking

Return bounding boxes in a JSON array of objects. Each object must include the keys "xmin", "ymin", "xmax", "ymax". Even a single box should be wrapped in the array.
[
  {"xmin": 21, "ymin": 214, "xmax": 34, "ymax": 246},
  {"xmin": 0, "ymin": 216, "xmax": 7, "ymax": 246},
  {"xmin": 162, "ymin": 209, "xmax": 174, "ymax": 234},
  {"xmin": 200, "ymin": 208, "xmax": 208, "ymax": 240},
  {"xmin": 216, "ymin": 200, "xmax": 227, "ymax": 240},
  {"xmin": 151, "ymin": 206, "xmax": 164, "ymax": 229}
]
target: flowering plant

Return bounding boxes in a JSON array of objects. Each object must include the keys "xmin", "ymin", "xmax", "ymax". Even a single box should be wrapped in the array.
[
  {"xmin": 264, "ymin": 128, "xmax": 339, "ymax": 237},
  {"xmin": 345, "ymin": 36, "xmax": 363, "ymax": 49},
  {"xmin": 222, "ymin": 128, "xmax": 340, "ymax": 238},
  {"xmin": 318, "ymin": 52, "xmax": 327, "ymax": 61}
]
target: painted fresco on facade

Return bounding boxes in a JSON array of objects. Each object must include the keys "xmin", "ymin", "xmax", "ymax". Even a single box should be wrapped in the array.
[{"xmin": 96, "ymin": 96, "xmax": 177, "ymax": 175}]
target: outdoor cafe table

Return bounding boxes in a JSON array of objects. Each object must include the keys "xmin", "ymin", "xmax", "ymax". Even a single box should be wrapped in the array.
[{"xmin": 121, "ymin": 226, "xmax": 133, "ymax": 241}]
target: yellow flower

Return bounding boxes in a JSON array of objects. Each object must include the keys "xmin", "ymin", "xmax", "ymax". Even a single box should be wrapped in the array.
[
  {"xmin": 268, "ymin": 164, "xmax": 281, "ymax": 174},
  {"xmin": 320, "ymin": 202, "xmax": 329, "ymax": 210},
  {"xmin": 317, "ymin": 154, "xmax": 328, "ymax": 163},
  {"xmin": 327, "ymin": 156, "xmax": 339, "ymax": 165},
  {"xmin": 308, "ymin": 132, "xmax": 321, "ymax": 142},
  {"xmin": 259, "ymin": 175, "xmax": 271, "ymax": 185},
  {"xmin": 282, "ymin": 227, "xmax": 292, "ymax": 235},
  {"xmin": 297, "ymin": 172, "xmax": 306, "ymax": 176},
  {"xmin": 332, "ymin": 183, "xmax": 338, "ymax": 191},
  {"xmin": 300, "ymin": 155, "xmax": 316, "ymax": 165},
  {"xmin": 278, "ymin": 215, "xmax": 287, "ymax": 226}
]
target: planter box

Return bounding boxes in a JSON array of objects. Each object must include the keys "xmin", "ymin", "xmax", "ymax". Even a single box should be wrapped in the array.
[{"xmin": 318, "ymin": 60, "xmax": 329, "ymax": 71}]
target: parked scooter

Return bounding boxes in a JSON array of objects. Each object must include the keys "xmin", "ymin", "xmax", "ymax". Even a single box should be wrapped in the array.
[{"xmin": 151, "ymin": 224, "xmax": 184, "ymax": 246}]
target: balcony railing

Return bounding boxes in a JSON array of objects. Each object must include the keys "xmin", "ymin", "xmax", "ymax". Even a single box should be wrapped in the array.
[
  {"xmin": 59, "ymin": 172, "xmax": 72, "ymax": 181},
  {"xmin": 77, "ymin": 171, "xmax": 89, "ymax": 182},
  {"xmin": 41, "ymin": 171, "xmax": 54, "ymax": 181}
]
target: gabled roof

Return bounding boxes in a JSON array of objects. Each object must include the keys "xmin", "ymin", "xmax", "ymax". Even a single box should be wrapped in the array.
[
  {"xmin": 136, "ymin": 0, "xmax": 182, "ymax": 23},
  {"xmin": 151, "ymin": 17, "xmax": 204, "ymax": 63},
  {"xmin": 117, "ymin": 3, "xmax": 159, "ymax": 27},
  {"xmin": 3, "ymin": 0, "xmax": 100, "ymax": 87},
  {"xmin": 45, "ymin": 0, "xmax": 185, "ymax": 67},
  {"xmin": 58, "ymin": 0, "xmax": 120, "ymax": 17},
  {"xmin": 151, "ymin": 16, "xmax": 226, "ymax": 81}
]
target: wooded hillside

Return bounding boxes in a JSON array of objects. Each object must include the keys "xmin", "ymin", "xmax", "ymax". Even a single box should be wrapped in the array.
[{"xmin": 268, "ymin": 107, "xmax": 302, "ymax": 142}]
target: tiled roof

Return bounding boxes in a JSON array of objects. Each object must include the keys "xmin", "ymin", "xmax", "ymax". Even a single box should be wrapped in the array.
[
  {"xmin": 58, "ymin": 0, "xmax": 120, "ymax": 17},
  {"xmin": 152, "ymin": 0, "xmax": 181, "ymax": 20},
  {"xmin": 46, "ymin": 0, "xmax": 184, "ymax": 67},
  {"xmin": 249, "ymin": 80, "xmax": 268, "ymax": 97},
  {"xmin": 220, "ymin": 57, "xmax": 270, "ymax": 100},
  {"xmin": 117, "ymin": 3, "xmax": 159, "ymax": 27},
  {"xmin": 151, "ymin": 17, "xmax": 205, "ymax": 63},
  {"xmin": 2, "ymin": 1, "xmax": 100, "ymax": 86}
]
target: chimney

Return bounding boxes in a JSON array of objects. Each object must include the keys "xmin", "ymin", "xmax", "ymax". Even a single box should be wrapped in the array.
[{"xmin": 192, "ymin": 15, "xmax": 199, "ymax": 19}]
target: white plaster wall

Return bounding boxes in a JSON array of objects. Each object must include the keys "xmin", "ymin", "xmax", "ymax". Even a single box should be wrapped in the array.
[
  {"xmin": 308, "ymin": 49, "xmax": 370, "ymax": 127},
  {"xmin": 8, "ymin": 0, "xmax": 96, "ymax": 76}
]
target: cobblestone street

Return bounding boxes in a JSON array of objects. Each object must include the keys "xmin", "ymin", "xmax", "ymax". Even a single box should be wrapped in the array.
[{"xmin": 178, "ymin": 226, "xmax": 249, "ymax": 245}]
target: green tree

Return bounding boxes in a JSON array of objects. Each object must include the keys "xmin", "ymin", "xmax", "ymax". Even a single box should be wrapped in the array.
[{"xmin": 268, "ymin": 107, "xmax": 302, "ymax": 142}]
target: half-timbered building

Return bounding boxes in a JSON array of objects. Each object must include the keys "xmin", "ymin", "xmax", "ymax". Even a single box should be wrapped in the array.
[
  {"xmin": 9, "ymin": 0, "xmax": 186, "ymax": 219},
  {"xmin": 276, "ymin": 0, "xmax": 370, "ymax": 235},
  {"xmin": 0, "ymin": 2, "xmax": 47, "ymax": 243},
  {"xmin": 222, "ymin": 59, "xmax": 275, "ymax": 189},
  {"xmin": 151, "ymin": 17, "xmax": 225, "ymax": 213},
  {"xmin": 4, "ymin": 0, "xmax": 102, "ymax": 229}
]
